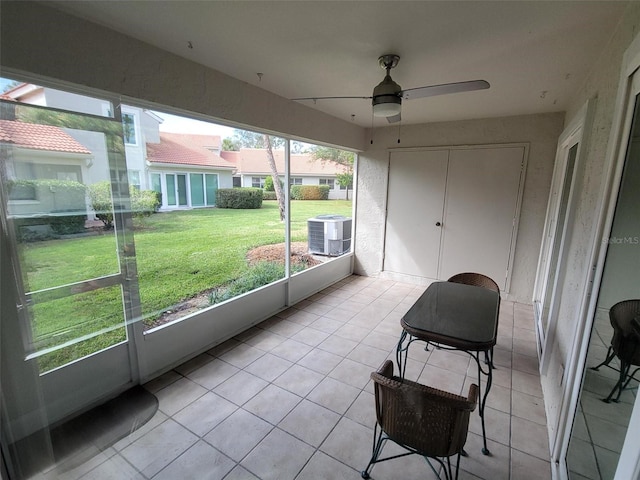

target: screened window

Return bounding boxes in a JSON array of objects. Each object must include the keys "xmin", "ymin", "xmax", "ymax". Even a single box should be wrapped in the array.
[
  {"xmin": 290, "ymin": 177, "xmax": 303, "ymax": 185},
  {"xmin": 122, "ymin": 113, "xmax": 137, "ymax": 145},
  {"xmin": 319, "ymin": 178, "xmax": 335, "ymax": 189},
  {"xmin": 252, "ymin": 176, "xmax": 266, "ymax": 188}
]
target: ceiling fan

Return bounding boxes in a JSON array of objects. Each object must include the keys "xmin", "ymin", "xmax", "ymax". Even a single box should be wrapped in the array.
[{"xmin": 293, "ymin": 54, "xmax": 490, "ymax": 123}]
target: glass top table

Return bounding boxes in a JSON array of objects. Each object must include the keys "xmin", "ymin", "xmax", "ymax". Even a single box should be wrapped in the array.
[{"xmin": 396, "ymin": 281, "xmax": 500, "ymax": 455}]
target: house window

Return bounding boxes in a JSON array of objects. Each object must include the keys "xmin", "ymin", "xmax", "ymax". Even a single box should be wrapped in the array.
[
  {"xmin": 319, "ymin": 178, "xmax": 335, "ymax": 189},
  {"xmin": 122, "ymin": 113, "xmax": 137, "ymax": 145},
  {"xmin": 252, "ymin": 176, "xmax": 266, "ymax": 188},
  {"xmin": 128, "ymin": 170, "xmax": 141, "ymax": 190},
  {"xmin": 290, "ymin": 177, "xmax": 302, "ymax": 185}
]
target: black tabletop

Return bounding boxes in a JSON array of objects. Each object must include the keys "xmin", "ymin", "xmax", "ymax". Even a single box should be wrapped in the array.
[{"xmin": 400, "ymin": 281, "xmax": 500, "ymax": 350}]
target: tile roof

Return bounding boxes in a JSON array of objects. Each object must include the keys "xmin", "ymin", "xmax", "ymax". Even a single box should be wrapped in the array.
[
  {"xmin": 147, "ymin": 132, "xmax": 235, "ymax": 169},
  {"xmin": 220, "ymin": 148, "xmax": 349, "ymax": 176},
  {"xmin": 0, "ymin": 119, "xmax": 91, "ymax": 154}
]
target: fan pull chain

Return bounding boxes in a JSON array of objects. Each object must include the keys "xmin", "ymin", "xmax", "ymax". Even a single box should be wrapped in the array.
[
  {"xmin": 370, "ymin": 109, "xmax": 374, "ymax": 145},
  {"xmin": 397, "ymin": 119, "xmax": 401, "ymax": 144}
]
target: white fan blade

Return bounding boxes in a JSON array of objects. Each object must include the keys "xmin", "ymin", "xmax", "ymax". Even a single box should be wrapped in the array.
[{"xmin": 401, "ymin": 80, "xmax": 490, "ymax": 100}]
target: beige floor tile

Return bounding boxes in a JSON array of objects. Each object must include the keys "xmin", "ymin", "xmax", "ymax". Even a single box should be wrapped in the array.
[
  {"xmin": 120, "ymin": 418, "xmax": 198, "ymax": 478},
  {"xmin": 295, "ymin": 451, "xmax": 357, "ymax": 480},
  {"xmin": 307, "ymin": 377, "xmax": 361, "ymax": 414},
  {"xmin": 241, "ymin": 428, "xmax": 314, "ymax": 480},
  {"xmin": 244, "ymin": 352, "xmax": 293, "ymax": 382},
  {"xmin": 511, "ymin": 416, "xmax": 550, "ymax": 460},
  {"xmin": 510, "ymin": 449, "xmax": 552, "ymax": 480},
  {"xmin": 347, "ymin": 343, "xmax": 389, "ymax": 369},
  {"xmin": 186, "ymin": 357, "xmax": 240, "ymax": 390},
  {"xmin": 344, "ymin": 390, "xmax": 376, "ymax": 428},
  {"xmin": 290, "ymin": 326, "xmax": 331, "ymax": 347},
  {"xmin": 328, "ymin": 358, "xmax": 375, "ymax": 389},
  {"xmin": 512, "ymin": 391, "xmax": 546, "ymax": 425},
  {"xmin": 317, "ymin": 335, "xmax": 358, "ymax": 356},
  {"xmin": 155, "ymin": 377, "xmax": 208, "ymax": 416},
  {"xmin": 278, "ymin": 399, "xmax": 341, "ymax": 447},
  {"xmin": 270, "ymin": 338, "xmax": 314, "ymax": 362},
  {"xmin": 273, "ymin": 364, "xmax": 325, "ymax": 397},
  {"xmin": 204, "ymin": 409, "xmax": 272, "ymax": 462},
  {"xmin": 173, "ymin": 391, "xmax": 238, "ymax": 437},
  {"xmin": 244, "ymin": 330, "xmax": 287, "ymax": 352},
  {"xmin": 213, "ymin": 371, "xmax": 268, "ymax": 406},
  {"xmin": 218, "ymin": 343, "xmax": 265, "ymax": 369},
  {"xmin": 296, "ymin": 348, "xmax": 343, "ymax": 375},
  {"xmin": 153, "ymin": 440, "xmax": 234, "ymax": 480},
  {"xmin": 308, "ymin": 316, "xmax": 343, "ymax": 334},
  {"xmin": 243, "ymin": 384, "xmax": 301, "ymax": 425},
  {"xmin": 511, "ymin": 369, "xmax": 543, "ymax": 397},
  {"xmin": 458, "ymin": 433, "xmax": 510, "ymax": 480},
  {"xmin": 319, "ymin": 417, "xmax": 373, "ymax": 470}
]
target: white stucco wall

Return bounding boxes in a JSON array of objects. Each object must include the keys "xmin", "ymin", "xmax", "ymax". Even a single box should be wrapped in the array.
[
  {"xmin": 541, "ymin": 1, "xmax": 640, "ymax": 448},
  {"xmin": 354, "ymin": 112, "xmax": 564, "ymax": 304},
  {"xmin": 0, "ymin": 2, "xmax": 365, "ymax": 153}
]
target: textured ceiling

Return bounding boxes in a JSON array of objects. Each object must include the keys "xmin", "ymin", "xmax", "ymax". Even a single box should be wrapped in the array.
[{"xmin": 52, "ymin": 1, "xmax": 628, "ymax": 127}]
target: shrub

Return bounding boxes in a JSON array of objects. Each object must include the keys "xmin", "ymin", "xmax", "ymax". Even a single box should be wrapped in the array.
[
  {"xmin": 217, "ymin": 188, "xmax": 263, "ymax": 209},
  {"xmin": 209, "ymin": 261, "xmax": 306, "ymax": 305},
  {"xmin": 131, "ymin": 189, "xmax": 160, "ymax": 219},
  {"xmin": 290, "ymin": 185, "xmax": 329, "ymax": 200},
  {"xmin": 264, "ymin": 176, "xmax": 284, "ymax": 192},
  {"xmin": 50, "ymin": 210, "xmax": 87, "ymax": 234},
  {"xmin": 88, "ymin": 181, "xmax": 114, "ymax": 229},
  {"xmin": 89, "ymin": 181, "xmax": 160, "ymax": 228},
  {"xmin": 262, "ymin": 191, "xmax": 278, "ymax": 200}
]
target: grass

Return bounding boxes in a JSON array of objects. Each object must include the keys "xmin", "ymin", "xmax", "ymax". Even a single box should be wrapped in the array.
[{"xmin": 20, "ymin": 200, "xmax": 352, "ymax": 371}]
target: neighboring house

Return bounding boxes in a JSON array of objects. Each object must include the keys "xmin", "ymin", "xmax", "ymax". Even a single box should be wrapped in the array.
[
  {"xmin": 221, "ymin": 148, "xmax": 351, "ymax": 199},
  {"xmin": 146, "ymin": 132, "xmax": 235, "ymax": 209},
  {"xmin": 0, "ymin": 119, "xmax": 93, "ymax": 216},
  {"xmin": 2, "ymin": 83, "xmax": 162, "ymax": 193},
  {"xmin": 3, "ymin": 84, "xmax": 236, "ymax": 210}
]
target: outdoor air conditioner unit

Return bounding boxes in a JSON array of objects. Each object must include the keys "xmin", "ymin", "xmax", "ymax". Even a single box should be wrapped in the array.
[{"xmin": 307, "ymin": 215, "xmax": 352, "ymax": 256}]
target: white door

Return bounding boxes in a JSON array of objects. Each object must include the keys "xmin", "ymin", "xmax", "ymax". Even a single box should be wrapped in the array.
[
  {"xmin": 533, "ymin": 121, "xmax": 584, "ymax": 358},
  {"xmin": 439, "ymin": 147, "xmax": 526, "ymax": 290},
  {"xmin": 0, "ymin": 100, "xmax": 140, "ymax": 435},
  {"xmin": 383, "ymin": 150, "xmax": 448, "ymax": 279}
]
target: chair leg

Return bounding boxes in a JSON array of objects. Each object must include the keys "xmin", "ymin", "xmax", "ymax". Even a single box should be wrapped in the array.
[
  {"xmin": 592, "ymin": 346, "xmax": 615, "ymax": 371},
  {"xmin": 361, "ymin": 424, "xmax": 385, "ymax": 479},
  {"xmin": 604, "ymin": 360, "xmax": 631, "ymax": 403}
]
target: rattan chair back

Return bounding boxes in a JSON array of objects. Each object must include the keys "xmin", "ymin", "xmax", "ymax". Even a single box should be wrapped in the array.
[
  {"xmin": 372, "ymin": 360, "xmax": 477, "ymax": 458},
  {"xmin": 447, "ymin": 272, "xmax": 500, "ymax": 293},
  {"xmin": 609, "ymin": 299, "xmax": 640, "ymax": 365}
]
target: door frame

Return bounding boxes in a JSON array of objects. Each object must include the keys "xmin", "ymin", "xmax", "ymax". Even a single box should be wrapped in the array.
[
  {"xmin": 535, "ymin": 98, "xmax": 595, "ymax": 369},
  {"xmin": 551, "ymin": 33, "xmax": 640, "ymax": 480}
]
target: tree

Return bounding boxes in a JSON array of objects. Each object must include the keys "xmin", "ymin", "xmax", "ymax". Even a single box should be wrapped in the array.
[
  {"xmin": 336, "ymin": 172, "xmax": 354, "ymax": 200},
  {"xmin": 264, "ymin": 134, "xmax": 285, "ymax": 221},
  {"xmin": 222, "ymin": 137, "xmax": 240, "ymax": 151},
  {"xmin": 309, "ymin": 146, "xmax": 355, "ymax": 200},
  {"xmin": 229, "ymin": 129, "xmax": 285, "ymax": 221}
]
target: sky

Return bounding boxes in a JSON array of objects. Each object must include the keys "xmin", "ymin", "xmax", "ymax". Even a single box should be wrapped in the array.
[{"xmin": 152, "ymin": 111, "xmax": 236, "ymax": 139}]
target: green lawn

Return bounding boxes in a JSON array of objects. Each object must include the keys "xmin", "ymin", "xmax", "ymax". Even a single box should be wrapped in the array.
[{"xmin": 21, "ymin": 200, "xmax": 352, "ymax": 370}]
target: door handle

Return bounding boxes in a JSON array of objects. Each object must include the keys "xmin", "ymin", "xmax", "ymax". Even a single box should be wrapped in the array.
[{"xmin": 435, "ymin": 222, "xmax": 442, "ymax": 227}]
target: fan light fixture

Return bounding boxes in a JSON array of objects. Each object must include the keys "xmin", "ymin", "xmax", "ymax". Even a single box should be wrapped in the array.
[{"xmin": 291, "ymin": 53, "xmax": 490, "ymax": 125}]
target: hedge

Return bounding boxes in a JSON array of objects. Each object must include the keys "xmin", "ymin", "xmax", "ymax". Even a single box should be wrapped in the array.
[
  {"xmin": 217, "ymin": 188, "xmax": 263, "ymax": 209},
  {"xmin": 290, "ymin": 185, "xmax": 330, "ymax": 200},
  {"xmin": 88, "ymin": 181, "xmax": 160, "ymax": 229},
  {"xmin": 262, "ymin": 191, "xmax": 278, "ymax": 200}
]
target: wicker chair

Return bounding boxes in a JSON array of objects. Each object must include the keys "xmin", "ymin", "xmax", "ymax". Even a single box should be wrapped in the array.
[
  {"xmin": 591, "ymin": 299, "xmax": 640, "ymax": 403},
  {"xmin": 447, "ymin": 272, "xmax": 500, "ymax": 294},
  {"xmin": 447, "ymin": 272, "xmax": 500, "ymax": 368},
  {"xmin": 361, "ymin": 361, "xmax": 478, "ymax": 480}
]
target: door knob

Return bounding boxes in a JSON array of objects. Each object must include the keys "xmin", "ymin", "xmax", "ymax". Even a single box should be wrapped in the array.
[{"xmin": 435, "ymin": 222, "xmax": 442, "ymax": 227}]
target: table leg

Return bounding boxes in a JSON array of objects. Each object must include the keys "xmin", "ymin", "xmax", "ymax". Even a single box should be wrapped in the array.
[
  {"xmin": 395, "ymin": 331, "xmax": 409, "ymax": 379},
  {"xmin": 476, "ymin": 352, "xmax": 493, "ymax": 456}
]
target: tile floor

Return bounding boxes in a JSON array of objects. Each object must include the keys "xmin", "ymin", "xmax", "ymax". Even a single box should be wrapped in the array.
[
  {"xmin": 567, "ymin": 307, "xmax": 636, "ymax": 480},
  {"xmin": 40, "ymin": 275, "xmax": 551, "ymax": 479}
]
